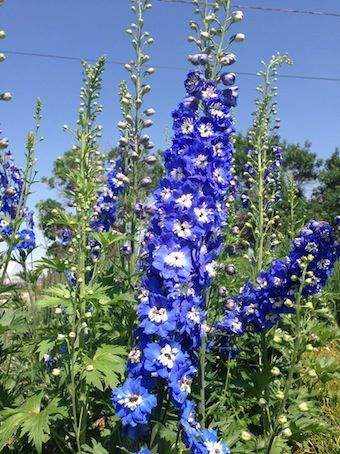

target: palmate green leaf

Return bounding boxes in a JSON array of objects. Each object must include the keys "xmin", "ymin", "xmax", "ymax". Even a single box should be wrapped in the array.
[
  {"xmin": 92, "ymin": 230, "xmax": 128, "ymax": 247},
  {"xmin": 36, "ymin": 284, "xmax": 72, "ymax": 309},
  {"xmin": 36, "ymin": 339, "xmax": 56, "ymax": 361},
  {"xmin": 35, "ymin": 257, "xmax": 67, "ymax": 273},
  {"xmin": 0, "ymin": 393, "xmax": 67, "ymax": 453},
  {"xmin": 82, "ymin": 344, "xmax": 127, "ymax": 391},
  {"xmin": 83, "ymin": 438, "xmax": 109, "ymax": 454}
]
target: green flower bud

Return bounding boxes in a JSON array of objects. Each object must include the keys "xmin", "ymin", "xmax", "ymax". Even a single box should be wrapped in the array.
[
  {"xmin": 298, "ymin": 402, "xmax": 309, "ymax": 412},
  {"xmin": 240, "ymin": 431, "xmax": 252, "ymax": 441},
  {"xmin": 278, "ymin": 415, "xmax": 287, "ymax": 425},
  {"xmin": 282, "ymin": 428, "xmax": 292, "ymax": 438},
  {"xmin": 52, "ymin": 368, "xmax": 61, "ymax": 376},
  {"xmin": 271, "ymin": 366, "xmax": 280, "ymax": 376}
]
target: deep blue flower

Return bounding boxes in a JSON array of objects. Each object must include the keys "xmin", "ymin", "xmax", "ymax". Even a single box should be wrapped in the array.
[{"xmin": 111, "ymin": 377, "xmax": 157, "ymax": 428}]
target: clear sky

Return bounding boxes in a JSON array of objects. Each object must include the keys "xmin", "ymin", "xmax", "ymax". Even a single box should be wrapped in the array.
[{"xmin": 1, "ymin": 0, "xmax": 340, "ymax": 220}]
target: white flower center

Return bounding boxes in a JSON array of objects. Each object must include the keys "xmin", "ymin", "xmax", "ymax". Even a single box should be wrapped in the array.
[
  {"xmin": 176, "ymin": 193, "xmax": 193, "ymax": 208},
  {"xmin": 159, "ymin": 344, "xmax": 178, "ymax": 369},
  {"xmin": 213, "ymin": 142, "xmax": 223, "ymax": 157},
  {"xmin": 187, "ymin": 307, "xmax": 200, "ymax": 324},
  {"xmin": 317, "ymin": 259, "xmax": 330, "ymax": 269},
  {"xmin": 181, "ymin": 118, "xmax": 194, "ymax": 134},
  {"xmin": 198, "ymin": 122, "xmax": 214, "ymax": 138},
  {"xmin": 180, "ymin": 376, "xmax": 192, "ymax": 393},
  {"xmin": 205, "ymin": 441, "xmax": 224, "ymax": 454},
  {"xmin": 306, "ymin": 242, "xmax": 318, "ymax": 253},
  {"xmin": 205, "ymin": 261, "xmax": 217, "ymax": 277},
  {"xmin": 173, "ymin": 220, "xmax": 192, "ymax": 238},
  {"xmin": 138, "ymin": 289, "xmax": 149, "ymax": 304},
  {"xmin": 201, "ymin": 86, "xmax": 218, "ymax": 99},
  {"xmin": 128, "ymin": 349, "xmax": 142, "ymax": 363},
  {"xmin": 231, "ymin": 318, "xmax": 242, "ymax": 332},
  {"xmin": 120, "ymin": 394, "xmax": 143, "ymax": 410},
  {"xmin": 194, "ymin": 203, "xmax": 213, "ymax": 224},
  {"xmin": 148, "ymin": 307, "xmax": 168, "ymax": 323},
  {"xmin": 194, "ymin": 154, "xmax": 208, "ymax": 169},
  {"xmin": 213, "ymin": 168, "xmax": 225, "ymax": 183},
  {"xmin": 161, "ymin": 188, "xmax": 172, "ymax": 201},
  {"xmin": 173, "ymin": 282, "xmax": 195, "ymax": 297},
  {"xmin": 170, "ymin": 167, "xmax": 184, "ymax": 180},
  {"xmin": 164, "ymin": 251, "xmax": 186, "ymax": 268}
]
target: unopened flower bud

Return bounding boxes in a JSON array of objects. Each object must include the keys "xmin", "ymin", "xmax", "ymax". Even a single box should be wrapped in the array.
[
  {"xmin": 220, "ymin": 53, "xmax": 237, "ymax": 66},
  {"xmin": 52, "ymin": 368, "xmax": 61, "ymax": 376},
  {"xmin": 306, "ymin": 344, "xmax": 313, "ymax": 352},
  {"xmin": 1, "ymin": 92, "xmax": 12, "ymax": 101},
  {"xmin": 144, "ymin": 108, "xmax": 155, "ymax": 116},
  {"xmin": 221, "ymin": 72, "xmax": 236, "ymax": 86},
  {"xmin": 282, "ymin": 428, "xmax": 292, "ymax": 438},
  {"xmin": 0, "ymin": 30, "xmax": 6, "ymax": 39},
  {"xmin": 258, "ymin": 398, "xmax": 267, "ymax": 407},
  {"xmin": 271, "ymin": 366, "xmax": 280, "ymax": 376},
  {"xmin": 69, "ymin": 331, "xmax": 76, "ymax": 339},
  {"xmin": 298, "ymin": 402, "xmax": 309, "ymax": 412},
  {"xmin": 145, "ymin": 155, "xmax": 156, "ymax": 164},
  {"xmin": 231, "ymin": 10, "xmax": 244, "ymax": 22},
  {"xmin": 278, "ymin": 415, "xmax": 287, "ymax": 425},
  {"xmin": 225, "ymin": 264, "xmax": 236, "ymax": 275},
  {"xmin": 308, "ymin": 369, "xmax": 317, "ymax": 378},
  {"xmin": 232, "ymin": 33, "xmax": 245, "ymax": 42},
  {"xmin": 0, "ymin": 53, "xmax": 6, "ymax": 62},
  {"xmin": 240, "ymin": 431, "xmax": 252, "ymax": 441},
  {"xmin": 57, "ymin": 334, "xmax": 66, "ymax": 341},
  {"xmin": 86, "ymin": 364, "xmax": 94, "ymax": 371},
  {"xmin": 55, "ymin": 307, "xmax": 63, "ymax": 315},
  {"xmin": 276, "ymin": 391, "xmax": 284, "ymax": 400},
  {"xmin": 140, "ymin": 176, "xmax": 151, "ymax": 187},
  {"xmin": 218, "ymin": 286, "xmax": 228, "ymax": 297}
]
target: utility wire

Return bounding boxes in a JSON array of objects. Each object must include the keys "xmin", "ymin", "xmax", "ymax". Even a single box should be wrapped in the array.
[
  {"xmin": 156, "ymin": 0, "xmax": 340, "ymax": 18},
  {"xmin": 2, "ymin": 50, "xmax": 340, "ymax": 82}
]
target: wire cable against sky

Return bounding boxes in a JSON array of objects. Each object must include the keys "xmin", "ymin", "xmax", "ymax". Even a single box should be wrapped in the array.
[
  {"xmin": 2, "ymin": 50, "xmax": 340, "ymax": 83},
  {"xmin": 156, "ymin": 0, "xmax": 340, "ymax": 18}
]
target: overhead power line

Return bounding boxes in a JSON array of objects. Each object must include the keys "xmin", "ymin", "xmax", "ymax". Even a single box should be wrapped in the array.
[
  {"xmin": 156, "ymin": 0, "xmax": 340, "ymax": 18},
  {"xmin": 2, "ymin": 49, "xmax": 340, "ymax": 83}
]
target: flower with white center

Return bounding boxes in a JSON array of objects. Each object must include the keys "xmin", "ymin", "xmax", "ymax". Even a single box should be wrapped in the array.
[
  {"xmin": 205, "ymin": 441, "xmax": 225, "ymax": 454},
  {"xmin": 120, "ymin": 393, "xmax": 143, "ymax": 410},
  {"xmin": 306, "ymin": 242, "xmax": 318, "ymax": 253},
  {"xmin": 213, "ymin": 142, "xmax": 224, "ymax": 157},
  {"xmin": 206, "ymin": 261, "xmax": 217, "ymax": 277},
  {"xmin": 148, "ymin": 307, "xmax": 168, "ymax": 323},
  {"xmin": 170, "ymin": 167, "xmax": 184, "ymax": 180},
  {"xmin": 201, "ymin": 85, "xmax": 218, "ymax": 100},
  {"xmin": 164, "ymin": 251, "xmax": 186, "ymax": 268},
  {"xmin": 194, "ymin": 203, "xmax": 213, "ymax": 224},
  {"xmin": 138, "ymin": 289, "xmax": 150, "ymax": 304},
  {"xmin": 274, "ymin": 277, "xmax": 282, "ymax": 286},
  {"xmin": 160, "ymin": 187, "xmax": 172, "ymax": 201},
  {"xmin": 173, "ymin": 220, "xmax": 192, "ymax": 238},
  {"xmin": 181, "ymin": 118, "xmax": 194, "ymax": 135},
  {"xmin": 173, "ymin": 281, "xmax": 195, "ymax": 297},
  {"xmin": 213, "ymin": 168, "xmax": 225, "ymax": 184},
  {"xmin": 176, "ymin": 193, "xmax": 193, "ymax": 208},
  {"xmin": 317, "ymin": 258, "xmax": 330, "ymax": 269},
  {"xmin": 128, "ymin": 348, "xmax": 142, "ymax": 364},
  {"xmin": 198, "ymin": 122, "xmax": 214, "ymax": 138},
  {"xmin": 159, "ymin": 344, "xmax": 178, "ymax": 369},
  {"xmin": 187, "ymin": 306, "xmax": 201, "ymax": 324},
  {"xmin": 180, "ymin": 376, "xmax": 192, "ymax": 394},
  {"xmin": 194, "ymin": 154, "xmax": 208, "ymax": 169}
]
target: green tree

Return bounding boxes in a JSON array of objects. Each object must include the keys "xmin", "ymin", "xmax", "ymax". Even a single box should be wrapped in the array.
[{"xmin": 311, "ymin": 148, "xmax": 340, "ymax": 228}]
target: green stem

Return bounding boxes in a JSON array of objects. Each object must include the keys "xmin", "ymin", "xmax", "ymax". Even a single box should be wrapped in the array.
[{"xmin": 266, "ymin": 270, "xmax": 307, "ymax": 453}]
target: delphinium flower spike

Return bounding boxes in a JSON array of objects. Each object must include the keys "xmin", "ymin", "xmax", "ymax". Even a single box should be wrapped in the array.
[{"xmin": 112, "ymin": 1, "xmax": 245, "ymax": 452}]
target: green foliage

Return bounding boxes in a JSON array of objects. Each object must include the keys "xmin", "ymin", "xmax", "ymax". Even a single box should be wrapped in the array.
[
  {"xmin": 82, "ymin": 344, "xmax": 127, "ymax": 391},
  {"xmin": 0, "ymin": 393, "xmax": 67, "ymax": 453}
]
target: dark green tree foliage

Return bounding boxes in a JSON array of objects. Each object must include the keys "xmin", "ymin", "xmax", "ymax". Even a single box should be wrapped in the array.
[
  {"xmin": 311, "ymin": 148, "xmax": 340, "ymax": 228},
  {"xmin": 36, "ymin": 198, "xmax": 68, "ymax": 258},
  {"xmin": 282, "ymin": 140, "xmax": 322, "ymax": 190}
]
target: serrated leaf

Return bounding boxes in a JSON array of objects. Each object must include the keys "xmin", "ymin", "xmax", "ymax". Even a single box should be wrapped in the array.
[
  {"xmin": 82, "ymin": 344, "xmax": 127, "ymax": 390},
  {"xmin": 0, "ymin": 393, "xmax": 67, "ymax": 453},
  {"xmin": 36, "ymin": 284, "xmax": 72, "ymax": 309}
]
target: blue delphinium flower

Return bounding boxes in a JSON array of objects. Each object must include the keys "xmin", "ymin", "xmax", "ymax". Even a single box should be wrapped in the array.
[
  {"xmin": 111, "ymin": 377, "xmax": 157, "ymax": 428},
  {"xmin": 215, "ymin": 220, "xmax": 338, "ymax": 344},
  {"xmin": 0, "ymin": 139, "xmax": 36, "ymax": 251},
  {"xmin": 112, "ymin": 67, "xmax": 236, "ymax": 452}
]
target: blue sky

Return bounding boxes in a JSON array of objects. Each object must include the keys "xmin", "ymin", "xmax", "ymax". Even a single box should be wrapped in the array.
[{"xmin": 1, "ymin": 0, "xmax": 340, "ymax": 241}]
